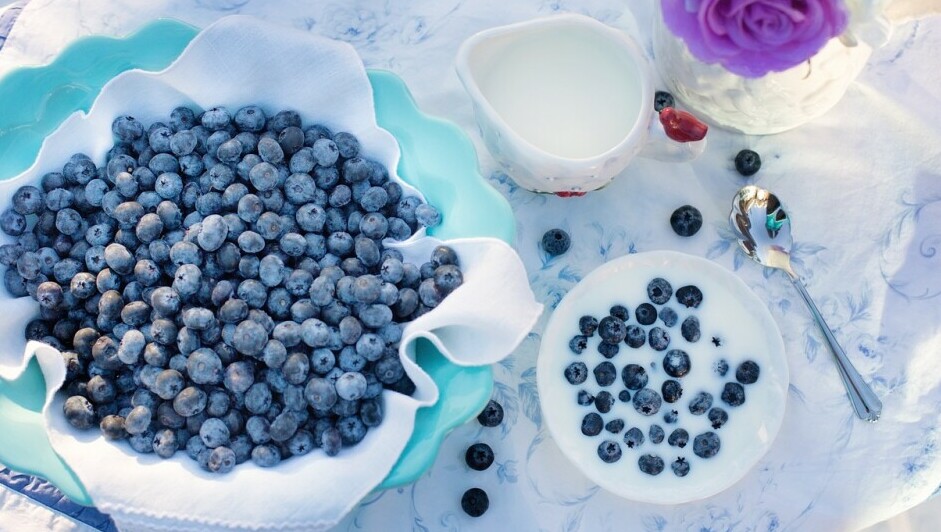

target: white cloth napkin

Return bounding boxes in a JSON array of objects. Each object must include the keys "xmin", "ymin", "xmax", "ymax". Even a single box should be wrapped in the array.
[{"xmin": 0, "ymin": 16, "xmax": 541, "ymax": 531}]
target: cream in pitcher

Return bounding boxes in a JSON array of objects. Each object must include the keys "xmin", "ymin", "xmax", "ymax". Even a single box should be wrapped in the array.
[{"xmin": 456, "ymin": 14, "xmax": 707, "ymax": 196}]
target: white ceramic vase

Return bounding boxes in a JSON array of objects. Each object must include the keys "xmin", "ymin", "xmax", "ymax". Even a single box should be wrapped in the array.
[{"xmin": 651, "ymin": 3, "xmax": 880, "ymax": 135}]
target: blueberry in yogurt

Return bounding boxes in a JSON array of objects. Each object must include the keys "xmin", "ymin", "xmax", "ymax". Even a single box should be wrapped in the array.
[
  {"xmin": 624, "ymin": 325, "xmax": 646, "ymax": 348},
  {"xmin": 667, "ymin": 428, "xmax": 689, "ymax": 448},
  {"xmin": 581, "ymin": 412, "xmax": 603, "ymax": 436},
  {"xmin": 735, "ymin": 360, "xmax": 761, "ymax": 384},
  {"xmin": 632, "ymin": 388, "xmax": 662, "ymax": 416},
  {"xmin": 648, "ymin": 327, "xmax": 670, "ymax": 351},
  {"xmin": 598, "ymin": 316, "xmax": 627, "ymax": 344},
  {"xmin": 597, "ymin": 440, "xmax": 622, "ymax": 463},
  {"xmin": 621, "ymin": 364, "xmax": 649, "ymax": 390},
  {"xmin": 693, "ymin": 431, "xmax": 721, "ymax": 459},
  {"xmin": 675, "ymin": 285, "xmax": 704, "ymax": 308},
  {"xmin": 609, "ymin": 305, "xmax": 630, "ymax": 321},
  {"xmin": 662, "ymin": 350, "xmax": 691, "ymax": 378},
  {"xmin": 595, "ymin": 391, "xmax": 615, "ymax": 414},
  {"xmin": 680, "ymin": 316, "xmax": 701, "ymax": 343},
  {"xmin": 688, "ymin": 391, "xmax": 713, "ymax": 415},
  {"xmin": 721, "ymin": 382, "xmax": 746, "ymax": 407},
  {"xmin": 593, "ymin": 361, "xmax": 617, "ymax": 387},
  {"xmin": 638, "ymin": 454, "xmax": 665, "ymax": 475},
  {"xmin": 661, "ymin": 380, "xmax": 683, "ymax": 403},
  {"xmin": 671, "ymin": 457, "xmax": 690, "ymax": 477},
  {"xmin": 635, "ymin": 303, "xmax": 657, "ymax": 325},
  {"xmin": 564, "ymin": 362, "xmax": 589, "ymax": 385},
  {"xmin": 623, "ymin": 427, "xmax": 644, "ymax": 449},
  {"xmin": 646, "ymin": 278, "xmax": 673, "ymax": 305},
  {"xmin": 708, "ymin": 407, "xmax": 729, "ymax": 429}
]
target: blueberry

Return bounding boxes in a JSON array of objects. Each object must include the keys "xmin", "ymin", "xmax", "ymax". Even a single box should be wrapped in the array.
[
  {"xmin": 668, "ymin": 428, "xmax": 689, "ymax": 448},
  {"xmin": 663, "ymin": 409, "xmax": 680, "ymax": 424},
  {"xmin": 721, "ymin": 382, "xmax": 746, "ymax": 406},
  {"xmin": 675, "ymin": 285, "xmax": 703, "ymax": 308},
  {"xmin": 170, "ymin": 130, "xmax": 198, "ymax": 156},
  {"xmin": 578, "ymin": 315, "xmax": 598, "ymax": 336},
  {"xmin": 564, "ymin": 362, "xmax": 588, "ymax": 385},
  {"xmin": 661, "ymin": 380, "xmax": 683, "ymax": 403},
  {"xmin": 461, "ymin": 488, "xmax": 489, "ymax": 518},
  {"xmin": 63, "ymin": 395, "xmax": 96, "ymax": 430},
  {"xmin": 568, "ymin": 335, "xmax": 588, "ymax": 354},
  {"xmin": 541, "ymin": 228, "xmax": 570, "ymax": 256},
  {"xmin": 649, "ymin": 424, "xmax": 665, "ymax": 444},
  {"xmin": 35, "ymin": 281, "xmax": 63, "ymax": 309},
  {"xmin": 688, "ymin": 391, "xmax": 713, "ymax": 415},
  {"xmin": 708, "ymin": 407, "xmax": 729, "ymax": 429},
  {"xmin": 632, "ymin": 388, "xmax": 662, "ymax": 416},
  {"xmin": 304, "ymin": 378, "xmax": 337, "ymax": 410},
  {"xmin": 608, "ymin": 305, "xmax": 629, "ymax": 322},
  {"xmin": 335, "ymin": 372, "xmax": 367, "ymax": 401},
  {"xmin": 593, "ymin": 361, "xmax": 617, "ymax": 387},
  {"xmin": 597, "ymin": 342, "xmax": 619, "ymax": 359},
  {"xmin": 173, "ymin": 387, "xmax": 207, "ymax": 417},
  {"xmin": 680, "ymin": 316, "xmax": 701, "ymax": 342},
  {"xmin": 577, "ymin": 390, "xmax": 595, "ymax": 406},
  {"xmin": 659, "ymin": 306, "xmax": 678, "ymax": 327},
  {"xmin": 671, "ymin": 457, "xmax": 690, "ymax": 477},
  {"xmin": 735, "ymin": 149, "xmax": 761, "ymax": 176},
  {"xmin": 624, "ymin": 325, "xmax": 646, "ymax": 348},
  {"xmin": 693, "ymin": 431, "xmax": 721, "ymax": 459},
  {"xmin": 654, "ymin": 91, "xmax": 675, "ymax": 112},
  {"xmin": 618, "ymin": 390, "xmax": 631, "ymax": 402},
  {"xmin": 638, "ymin": 454, "xmax": 664, "ymax": 475},
  {"xmin": 621, "ymin": 364, "xmax": 648, "ymax": 390},
  {"xmin": 234, "ymin": 105, "xmax": 266, "ymax": 131},
  {"xmin": 595, "ymin": 391, "xmax": 615, "ymax": 414},
  {"xmin": 201, "ymin": 106, "xmax": 231, "ymax": 130},
  {"xmin": 605, "ymin": 419, "xmax": 625, "ymax": 434},
  {"xmin": 12, "ymin": 186, "xmax": 44, "ymax": 215},
  {"xmin": 623, "ymin": 427, "xmax": 644, "ymax": 449},
  {"xmin": 648, "ymin": 327, "xmax": 670, "ymax": 351},
  {"xmin": 670, "ymin": 205, "xmax": 703, "ymax": 237},
  {"xmin": 735, "ymin": 360, "xmax": 760, "ymax": 384},
  {"xmin": 333, "ymin": 131, "xmax": 360, "ymax": 158},
  {"xmin": 112, "ymin": 115, "xmax": 144, "ymax": 142},
  {"xmin": 252, "ymin": 443, "xmax": 283, "ymax": 466},
  {"xmin": 597, "ymin": 440, "xmax": 622, "ymax": 463},
  {"xmin": 663, "ymin": 350, "xmax": 691, "ymax": 378},
  {"xmin": 465, "ymin": 442, "xmax": 494, "ymax": 471},
  {"xmin": 715, "ymin": 359, "xmax": 729, "ymax": 377},
  {"xmin": 433, "ymin": 265, "xmax": 463, "ymax": 295},
  {"xmin": 647, "ymin": 278, "xmax": 673, "ymax": 305},
  {"xmin": 598, "ymin": 316, "xmax": 627, "ymax": 344},
  {"xmin": 477, "ymin": 399, "xmax": 504, "ymax": 427},
  {"xmin": 635, "ymin": 303, "xmax": 657, "ymax": 325}
]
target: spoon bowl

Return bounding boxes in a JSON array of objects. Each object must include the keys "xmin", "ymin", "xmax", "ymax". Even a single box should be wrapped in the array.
[{"xmin": 730, "ymin": 186, "xmax": 882, "ymax": 422}]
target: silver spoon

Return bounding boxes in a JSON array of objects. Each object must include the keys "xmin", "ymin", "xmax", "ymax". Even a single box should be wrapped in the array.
[{"xmin": 730, "ymin": 185, "xmax": 882, "ymax": 422}]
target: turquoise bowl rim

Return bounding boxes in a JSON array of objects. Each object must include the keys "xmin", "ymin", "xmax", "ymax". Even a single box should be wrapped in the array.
[{"xmin": 0, "ymin": 18, "xmax": 516, "ymax": 505}]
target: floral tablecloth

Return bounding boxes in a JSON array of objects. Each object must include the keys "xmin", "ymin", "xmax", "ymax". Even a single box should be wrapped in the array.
[{"xmin": 1, "ymin": 1, "xmax": 940, "ymax": 531}]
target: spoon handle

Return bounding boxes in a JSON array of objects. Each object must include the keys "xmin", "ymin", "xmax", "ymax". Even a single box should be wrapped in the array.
[{"xmin": 787, "ymin": 273, "xmax": 883, "ymax": 422}]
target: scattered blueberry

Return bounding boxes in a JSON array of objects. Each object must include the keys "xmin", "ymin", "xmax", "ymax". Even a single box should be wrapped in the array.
[
  {"xmin": 663, "ymin": 409, "xmax": 679, "ymax": 424},
  {"xmin": 675, "ymin": 285, "xmax": 703, "ymax": 308},
  {"xmin": 667, "ymin": 428, "xmax": 689, "ymax": 448},
  {"xmin": 688, "ymin": 392, "xmax": 713, "ymax": 415},
  {"xmin": 605, "ymin": 419, "xmax": 625, "ymax": 434},
  {"xmin": 578, "ymin": 315, "xmax": 598, "ymax": 336},
  {"xmin": 708, "ymin": 407, "xmax": 729, "ymax": 429},
  {"xmin": 624, "ymin": 325, "xmax": 646, "ymax": 348},
  {"xmin": 659, "ymin": 307, "xmax": 678, "ymax": 327},
  {"xmin": 721, "ymin": 382, "xmax": 746, "ymax": 407},
  {"xmin": 478, "ymin": 400, "xmax": 504, "ymax": 427},
  {"xmin": 621, "ymin": 364, "xmax": 648, "ymax": 390},
  {"xmin": 617, "ymin": 390, "xmax": 631, "ymax": 403},
  {"xmin": 670, "ymin": 205, "xmax": 703, "ymax": 237},
  {"xmin": 654, "ymin": 91, "xmax": 675, "ymax": 112},
  {"xmin": 693, "ymin": 431, "xmax": 721, "ymax": 459},
  {"xmin": 595, "ymin": 391, "xmax": 615, "ymax": 414},
  {"xmin": 635, "ymin": 303, "xmax": 657, "ymax": 326},
  {"xmin": 541, "ymin": 228, "xmax": 571, "ymax": 256},
  {"xmin": 648, "ymin": 424, "xmax": 665, "ymax": 444},
  {"xmin": 646, "ymin": 278, "xmax": 673, "ymax": 305},
  {"xmin": 564, "ymin": 362, "xmax": 588, "ymax": 385},
  {"xmin": 623, "ymin": 427, "xmax": 644, "ymax": 449},
  {"xmin": 465, "ymin": 442, "xmax": 495, "ymax": 471},
  {"xmin": 581, "ymin": 412, "xmax": 603, "ymax": 436},
  {"xmin": 461, "ymin": 488, "xmax": 489, "ymax": 518},
  {"xmin": 661, "ymin": 380, "xmax": 683, "ymax": 403},
  {"xmin": 577, "ymin": 390, "xmax": 595, "ymax": 406},
  {"xmin": 597, "ymin": 440, "xmax": 622, "ymax": 463},
  {"xmin": 680, "ymin": 316, "xmax": 701, "ymax": 343},
  {"xmin": 648, "ymin": 327, "xmax": 670, "ymax": 351},
  {"xmin": 598, "ymin": 316, "xmax": 627, "ymax": 344},
  {"xmin": 662, "ymin": 350, "xmax": 691, "ymax": 378},
  {"xmin": 671, "ymin": 457, "xmax": 690, "ymax": 477},
  {"xmin": 735, "ymin": 360, "xmax": 760, "ymax": 384},
  {"xmin": 569, "ymin": 335, "xmax": 588, "ymax": 354},
  {"xmin": 638, "ymin": 454, "xmax": 664, "ymax": 475},
  {"xmin": 632, "ymin": 388, "xmax": 662, "ymax": 416},
  {"xmin": 735, "ymin": 149, "xmax": 762, "ymax": 177},
  {"xmin": 597, "ymin": 341, "xmax": 620, "ymax": 359},
  {"xmin": 609, "ymin": 305, "xmax": 629, "ymax": 321},
  {"xmin": 593, "ymin": 361, "xmax": 617, "ymax": 387},
  {"xmin": 714, "ymin": 359, "xmax": 729, "ymax": 377}
]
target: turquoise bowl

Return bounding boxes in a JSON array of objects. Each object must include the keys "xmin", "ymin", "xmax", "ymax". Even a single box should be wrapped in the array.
[{"xmin": 0, "ymin": 20, "xmax": 515, "ymax": 505}]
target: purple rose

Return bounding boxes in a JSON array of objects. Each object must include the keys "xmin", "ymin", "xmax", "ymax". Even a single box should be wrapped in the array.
[{"xmin": 661, "ymin": 0, "xmax": 849, "ymax": 77}]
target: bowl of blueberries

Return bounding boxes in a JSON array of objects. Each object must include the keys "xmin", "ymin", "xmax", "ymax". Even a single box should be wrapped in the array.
[
  {"xmin": 0, "ymin": 16, "xmax": 538, "ymax": 530},
  {"xmin": 537, "ymin": 250, "xmax": 788, "ymax": 504}
]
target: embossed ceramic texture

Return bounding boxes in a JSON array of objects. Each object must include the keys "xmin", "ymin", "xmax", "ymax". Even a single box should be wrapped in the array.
[
  {"xmin": 652, "ymin": 4, "xmax": 873, "ymax": 135},
  {"xmin": 0, "ymin": 20, "xmax": 515, "ymax": 505}
]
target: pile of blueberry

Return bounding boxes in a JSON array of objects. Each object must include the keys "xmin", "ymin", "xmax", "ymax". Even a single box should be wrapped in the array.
[
  {"xmin": 563, "ymin": 277, "xmax": 761, "ymax": 477},
  {"xmin": 0, "ymin": 105, "xmax": 464, "ymax": 473}
]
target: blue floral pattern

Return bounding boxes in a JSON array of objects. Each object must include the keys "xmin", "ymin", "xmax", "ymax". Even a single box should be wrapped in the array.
[{"xmin": 1, "ymin": 0, "xmax": 941, "ymax": 530}]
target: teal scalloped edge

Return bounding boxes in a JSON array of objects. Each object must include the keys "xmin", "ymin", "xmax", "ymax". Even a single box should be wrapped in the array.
[{"xmin": 0, "ymin": 20, "xmax": 516, "ymax": 505}]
